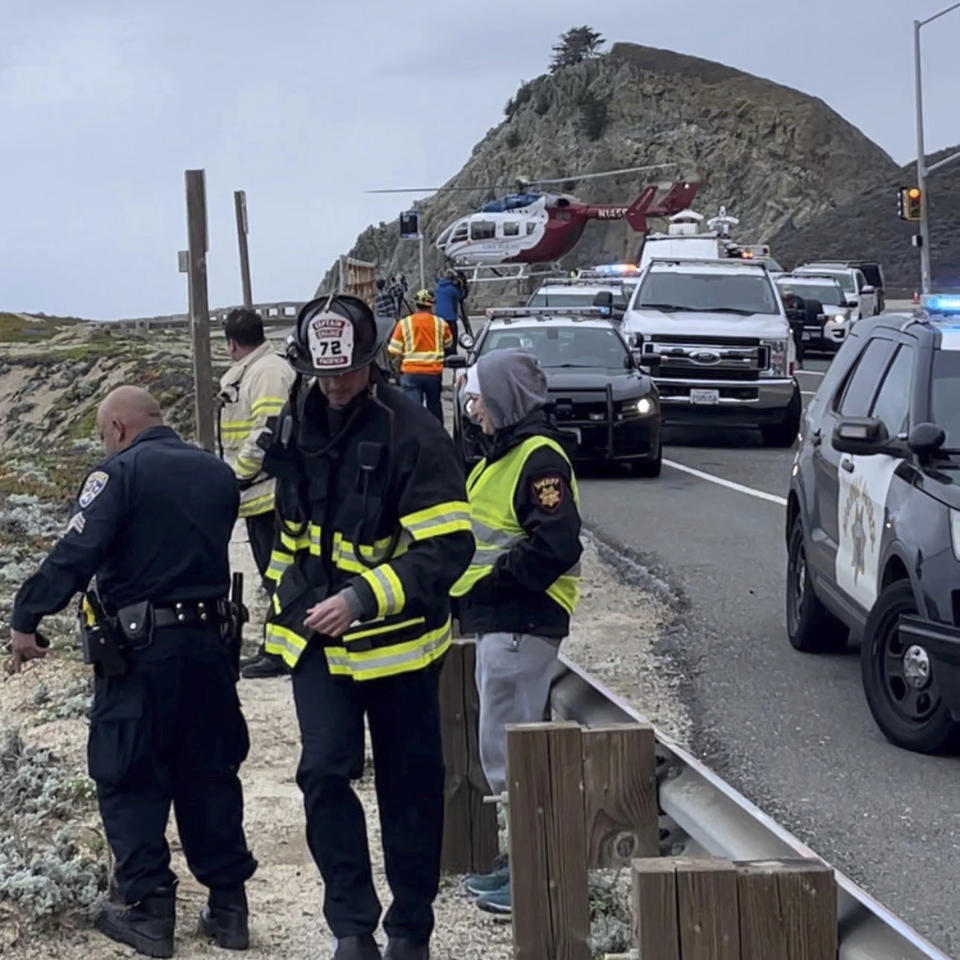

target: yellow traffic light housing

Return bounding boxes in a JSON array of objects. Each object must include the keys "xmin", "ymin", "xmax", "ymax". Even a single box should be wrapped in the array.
[{"xmin": 898, "ymin": 186, "xmax": 923, "ymax": 221}]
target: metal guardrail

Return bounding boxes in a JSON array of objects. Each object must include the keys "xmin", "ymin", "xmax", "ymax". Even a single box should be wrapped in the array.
[{"xmin": 549, "ymin": 654, "xmax": 952, "ymax": 960}]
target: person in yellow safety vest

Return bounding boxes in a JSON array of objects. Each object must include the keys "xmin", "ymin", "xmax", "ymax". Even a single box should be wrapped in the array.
[
  {"xmin": 388, "ymin": 289, "xmax": 452, "ymax": 423},
  {"xmin": 217, "ymin": 308, "xmax": 295, "ymax": 679},
  {"xmin": 450, "ymin": 349, "xmax": 582, "ymax": 920},
  {"xmin": 258, "ymin": 294, "xmax": 473, "ymax": 960}
]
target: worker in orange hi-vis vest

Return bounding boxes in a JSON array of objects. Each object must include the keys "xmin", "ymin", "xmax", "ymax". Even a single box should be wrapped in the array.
[{"xmin": 388, "ymin": 289, "xmax": 452, "ymax": 422}]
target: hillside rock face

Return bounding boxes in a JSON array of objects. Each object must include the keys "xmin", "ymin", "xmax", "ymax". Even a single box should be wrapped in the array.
[
  {"xmin": 322, "ymin": 43, "xmax": 896, "ymax": 293},
  {"xmin": 772, "ymin": 145, "xmax": 960, "ymax": 289}
]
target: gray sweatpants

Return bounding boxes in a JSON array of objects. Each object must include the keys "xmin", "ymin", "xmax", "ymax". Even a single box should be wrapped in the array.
[{"xmin": 475, "ymin": 632, "xmax": 560, "ymax": 795}]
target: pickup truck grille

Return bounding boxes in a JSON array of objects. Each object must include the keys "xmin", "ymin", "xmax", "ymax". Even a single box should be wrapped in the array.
[{"xmin": 641, "ymin": 336, "xmax": 769, "ymax": 379}]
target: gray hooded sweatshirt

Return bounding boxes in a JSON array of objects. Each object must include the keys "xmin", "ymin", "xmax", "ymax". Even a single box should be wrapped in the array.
[{"xmin": 469, "ymin": 349, "xmax": 548, "ymax": 431}]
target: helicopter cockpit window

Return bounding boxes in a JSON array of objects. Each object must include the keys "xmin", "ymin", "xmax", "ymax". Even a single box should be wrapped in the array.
[
  {"xmin": 470, "ymin": 220, "xmax": 496, "ymax": 241},
  {"xmin": 526, "ymin": 222, "xmax": 537, "ymax": 236},
  {"xmin": 502, "ymin": 221, "xmax": 520, "ymax": 237},
  {"xmin": 450, "ymin": 223, "xmax": 469, "ymax": 244}
]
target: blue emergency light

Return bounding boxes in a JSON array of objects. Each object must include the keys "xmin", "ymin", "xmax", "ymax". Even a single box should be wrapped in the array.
[
  {"xmin": 924, "ymin": 294, "xmax": 960, "ymax": 313},
  {"xmin": 588, "ymin": 263, "xmax": 639, "ymax": 276}
]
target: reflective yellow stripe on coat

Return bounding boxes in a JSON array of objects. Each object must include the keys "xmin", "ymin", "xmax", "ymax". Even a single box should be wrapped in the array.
[{"xmin": 450, "ymin": 436, "xmax": 580, "ymax": 615}]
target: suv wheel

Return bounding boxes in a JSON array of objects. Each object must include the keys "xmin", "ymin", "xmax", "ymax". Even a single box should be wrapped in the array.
[
  {"xmin": 631, "ymin": 438, "xmax": 662, "ymax": 478},
  {"xmin": 761, "ymin": 386, "xmax": 802, "ymax": 447},
  {"xmin": 860, "ymin": 580, "xmax": 960, "ymax": 753},
  {"xmin": 785, "ymin": 515, "xmax": 848, "ymax": 652}
]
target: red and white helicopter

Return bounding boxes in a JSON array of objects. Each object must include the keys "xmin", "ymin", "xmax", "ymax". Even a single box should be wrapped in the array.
[{"xmin": 369, "ymin": 165, "xmax": 701, "ymax": 278}]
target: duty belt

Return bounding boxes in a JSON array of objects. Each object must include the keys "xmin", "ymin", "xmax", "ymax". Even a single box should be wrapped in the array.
[{"xmin": 116, "ymin": 599, "xmax": 226, "ymax": 649}]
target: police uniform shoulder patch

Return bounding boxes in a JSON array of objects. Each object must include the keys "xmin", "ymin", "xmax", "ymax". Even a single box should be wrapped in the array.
[
  {"xmin": 78, "ymin": 470, "xmax": 109, "ymax": 508},
  {"xmin": 531, "ymin": 474, "xmax": 564, "ymax": 512}
]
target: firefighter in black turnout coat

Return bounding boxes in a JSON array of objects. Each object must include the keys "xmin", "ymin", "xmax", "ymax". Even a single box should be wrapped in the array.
[
  {"xmin": 260, "ymin": 295, "xmax": 473, "ymax": 960},
  {"xmin": 8, "ymin": 386, "xmax": 256, "ymax": 959}
]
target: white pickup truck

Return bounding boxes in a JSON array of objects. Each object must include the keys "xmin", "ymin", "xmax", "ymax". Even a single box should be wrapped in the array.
[{"xmin": 622, "ymin": 258, "xmax": 802, "ymax": 446}]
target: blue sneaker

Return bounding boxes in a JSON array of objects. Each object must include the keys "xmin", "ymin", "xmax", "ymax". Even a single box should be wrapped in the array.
[
  {"xmin": 475, "ymin": 882, "xmax": 511, "ymax": 917},
  {"xmin": 464, "ymin": 864, "xmax": 510, "ymax": 897}
]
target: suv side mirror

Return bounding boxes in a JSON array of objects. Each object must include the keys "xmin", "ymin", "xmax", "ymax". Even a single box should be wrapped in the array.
[
  {"xmin": 844, "ymin": 300, "xmax": 858, "ymax": 309},
  {"xmin": 861, "ymin": 285, "xmax": 876, "ymax": 295},
  {"xmin": 908, "ymin": 422, "xmax": 946, "ymax": 458},
  {"xmin": 458, "ymin": 332, "xmax": 476, "ymax": 350},
  {"xmin": 445, "ymin": 354, "xmax": 467, "ymax": 369},
  {"xmin": 831, "ymin": 416, "xmax": 890, "ymax": 455},
  {"xmin": 593, "ymin": 291, "xmax": 614, "ymax": 309}
]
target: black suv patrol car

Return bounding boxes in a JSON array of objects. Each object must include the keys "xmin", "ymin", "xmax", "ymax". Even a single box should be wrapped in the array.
[{"xmin": 786, "ymin": 299, "xmax": 960, "ymax": 753}]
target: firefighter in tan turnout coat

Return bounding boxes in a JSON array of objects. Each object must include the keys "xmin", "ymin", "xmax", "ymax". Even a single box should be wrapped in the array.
[{"xmin": 218, "ymin": 308, "xmax": 295, "ymax": 678}]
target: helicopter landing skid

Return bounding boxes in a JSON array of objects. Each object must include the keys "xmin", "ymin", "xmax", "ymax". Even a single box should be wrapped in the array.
[{"xmin": 451, "ymin": 261, "xmax": 563, "ymax": 284}]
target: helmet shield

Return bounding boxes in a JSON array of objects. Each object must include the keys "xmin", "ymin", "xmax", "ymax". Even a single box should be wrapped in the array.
[{"xmin": 290, "ymin": 294, "xmax": 386, "ymax": 377}]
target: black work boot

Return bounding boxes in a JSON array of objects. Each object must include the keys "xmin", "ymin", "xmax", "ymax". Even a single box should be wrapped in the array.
[
  {"xmin": 333, "ymin": 934, "xmax": 382, "ymax": 959},
  {"xmin": 383, "ymin": 939, "xmax": 429, "ymax": 960},
  {"xmin": 240, "ymin": 653, "xmax": 286, "ymax": 679},
  {"xmin": 199, "ymin": 885, "xmax": 249, "ymax": 950},
  {"xmin": 96, "ymin": 882, "xmax": 176, "ymax": 958}
]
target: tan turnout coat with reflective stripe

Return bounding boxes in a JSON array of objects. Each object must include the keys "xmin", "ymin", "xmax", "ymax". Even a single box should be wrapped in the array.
[{"xmin": 218, "ymin": 343, "xmax": 294, "ymax": 518}]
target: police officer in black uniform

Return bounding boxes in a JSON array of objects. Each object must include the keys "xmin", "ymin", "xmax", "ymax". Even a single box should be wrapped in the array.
[
  {"xmin": 9, "ymin": 386, "xmax": 257, "ymax": 959},
  {"xmin": 260, "ymin": 296, "xmax": 473, "ymax": 960}
]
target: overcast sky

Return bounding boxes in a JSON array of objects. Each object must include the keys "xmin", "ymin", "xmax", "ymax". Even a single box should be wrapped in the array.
[{"xmin": 3, "ymin": 0, "xmax": 958, "ymax": 319}]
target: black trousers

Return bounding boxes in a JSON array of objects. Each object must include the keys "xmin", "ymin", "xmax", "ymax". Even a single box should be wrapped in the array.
[
  {"xmin": 292, "ymin": 645, "xmax": 445, "ymax": 944},
  {"xmin": 90, "ymin": 626, "xmax": 257, "ymax": 904},
  {"xmin": 245, "ymin": 510, "xmax": 276, "ymax": 585}
]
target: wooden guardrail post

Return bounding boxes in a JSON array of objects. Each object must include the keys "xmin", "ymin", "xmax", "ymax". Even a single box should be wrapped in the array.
[
  {"xmin": 581, "ymin": 724, "xmax": 658, "ymax": 867},
  {"xmin": 439, "ymin": 639, "xmax": 498, "ymax": 874},
  {"xmin": 507, "ymin": 722, "xmax": 591, "ymax": 960},
  {"xmin": 631, "ymin": 857, "xmax": 837, "ymax": 960}
]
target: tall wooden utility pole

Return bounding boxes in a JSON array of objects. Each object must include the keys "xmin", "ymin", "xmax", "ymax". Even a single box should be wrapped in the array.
[
  {"xmin": 234, "ymin": 190, "xmax": 253, "ymax": 307},
  {"xmin": 185, "ymin": 169, "xmax": 216, "ymax": 452}
]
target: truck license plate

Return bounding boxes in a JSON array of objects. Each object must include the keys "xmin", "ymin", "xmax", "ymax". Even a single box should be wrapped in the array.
[{"xmin": 690, "ymin": 389, "xmax": 719, "ymax": 405}]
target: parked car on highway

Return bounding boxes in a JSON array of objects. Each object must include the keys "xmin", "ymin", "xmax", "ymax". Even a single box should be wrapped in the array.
[
  {"xmin": 447, "ymin": 306, "xmax": 662, "ymax": 475},
  {"xmin": 795, "ymin": 263, "xmax": 878, "ymax": 319},
  {"xmin": 786, "ymin": 296, "xmax": 960, "ymax": 752},
  {"xmin": 775, "ymin": 273, "xmax": 854, "ymax": 353},
  {"xmin": 621, "ymin": 257, "xmax": 802, "ymax": 446}
]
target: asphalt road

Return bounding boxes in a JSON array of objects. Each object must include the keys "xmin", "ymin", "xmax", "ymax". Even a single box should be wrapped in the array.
[{"xmin": 578, "ymin": 354, "xmax": 960, "ymax": 956}]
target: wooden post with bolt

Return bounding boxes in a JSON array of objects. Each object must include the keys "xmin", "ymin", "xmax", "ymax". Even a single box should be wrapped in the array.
[
  {"xmin": 439, "ymin": 639, "xmax": 499, "ymax": 874},
  {"xmin": 507, "ymin": 722, "xmax": 591, "ymax": 960},
  {"xmin": 234, "ymin": 190, "xmax": 253, "ymax": 308},
  {"xmin": 185, "ymin": 169, "xmax": 215, "ymax": 452}
]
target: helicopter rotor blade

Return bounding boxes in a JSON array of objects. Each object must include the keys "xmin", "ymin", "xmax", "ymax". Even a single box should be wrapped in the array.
[
  {"xmin": 529, "ymin": 163, "xmax": 680, "ymax": 187},
  {"xmin": 365, "ymin": 185, "xmax": 505, "ymax": 194}
]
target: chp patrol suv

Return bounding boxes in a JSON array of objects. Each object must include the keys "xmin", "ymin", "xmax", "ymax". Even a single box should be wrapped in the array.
[
  {"xmin": 622, "ymin": 258, "xmax": 802, "ymax": 446},
  {"xmin": 527, "ymin": 265, "xmax": 640, "ymax": 321},
  {"xmin": 786, "ymin": 296, "xmax": 960, "ymax": 753}
]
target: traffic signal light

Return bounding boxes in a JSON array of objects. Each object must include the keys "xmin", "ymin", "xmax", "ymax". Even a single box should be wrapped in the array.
[{"xmin": 898, "ymin": 186, "xmax": 923, "ymax": 221}]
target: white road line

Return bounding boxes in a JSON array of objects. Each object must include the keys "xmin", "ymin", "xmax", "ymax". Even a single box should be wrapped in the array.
[
  {"xmin": 663, "ymin": 459, "xmax": 788, "ymax": 506},
  {"xmin": 801, "ymin": 391, "xmax": 817, "ymax": 397},
  {"xmin": 796, "ymin": 369, "xmax": 825, "ymax": 377}
]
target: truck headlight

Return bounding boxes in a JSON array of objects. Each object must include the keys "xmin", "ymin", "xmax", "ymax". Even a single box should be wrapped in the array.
[
  {"xmin": 635, "ymin": 396, "xmax": 655, "ymax": 416},
  {"xmin": 761, "ymin": 338, "xmax": 788, "ymax": 377},
  {"xmin": 950, "ymin": 509, "xmax": 960, "ymax": 561}
]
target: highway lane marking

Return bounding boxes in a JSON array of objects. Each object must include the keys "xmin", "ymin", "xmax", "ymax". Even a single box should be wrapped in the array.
[
  {"xmin": 796, "ymin": 369, "xmax": 825, "ymax": 378},
  {"xmin": 801, "ymin": 391, "xmax": 817, "ymax": 397},
  {"xmin": 663, "ymin": 459, "xmax": 788, "ymax": 506}
]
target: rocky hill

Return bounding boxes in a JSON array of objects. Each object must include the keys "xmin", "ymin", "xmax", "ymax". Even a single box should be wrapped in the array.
[
  {"xmin": 322, "ymin": 42, "xmax": 897, "ymax": 291},
  {"xmin": 771, "ymin": 144, "xmax": 960, "ymax": 289}
]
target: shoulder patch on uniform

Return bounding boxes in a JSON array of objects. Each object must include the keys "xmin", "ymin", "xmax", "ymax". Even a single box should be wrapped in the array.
[
  {"xmin": 78, "ymin": 470, "xmax": 109, "ymax": 508},
  {"xmin": 531, "ymin": 474, "xmax": 564, "ymax": 512}
]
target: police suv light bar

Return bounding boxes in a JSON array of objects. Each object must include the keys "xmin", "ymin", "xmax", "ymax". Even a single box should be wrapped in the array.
[
  {"xmin": 536, "ymin": 277, "xmax": 632, "ymax": 287},
  {"xmin": 578, "ymin": 264, "xmax": 640, "ymax": 277},
  {"xmin": 923, "ymin": 294, "xmax": 960, "ymax": 314},
  {"xmin": 485, "ymin": 306, "xmax": 612, "ymax": 320}
]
